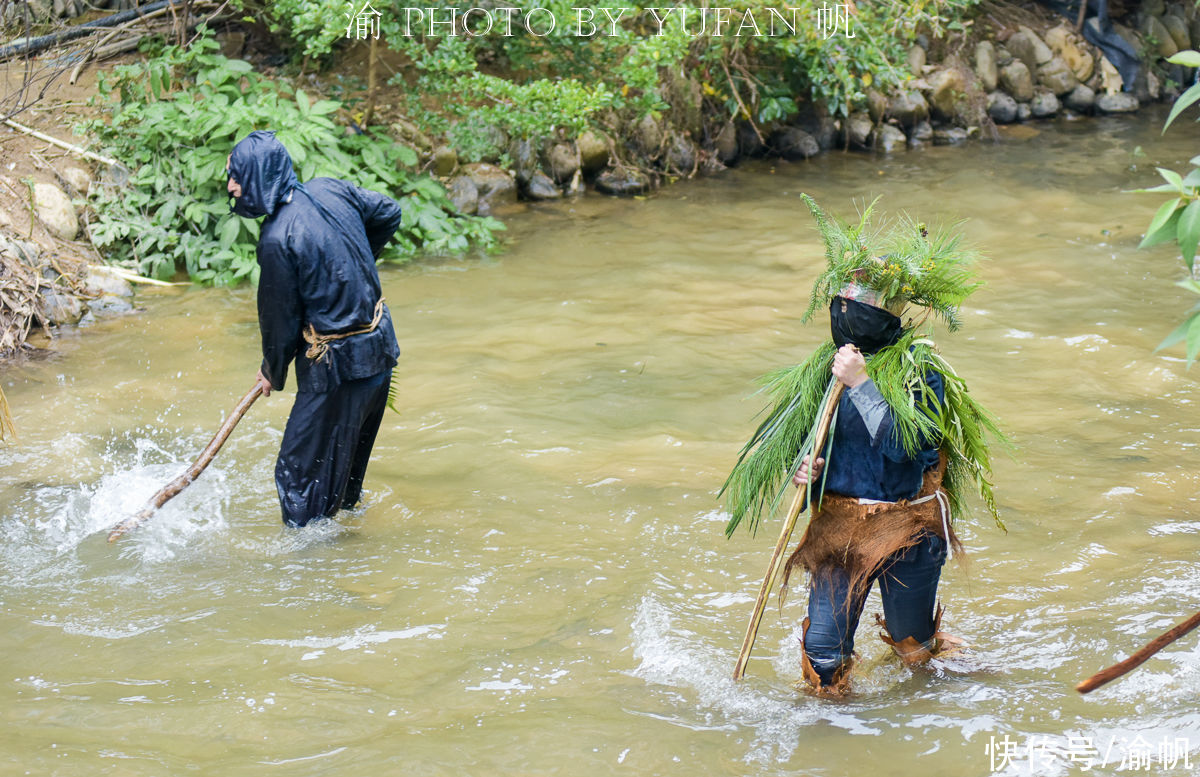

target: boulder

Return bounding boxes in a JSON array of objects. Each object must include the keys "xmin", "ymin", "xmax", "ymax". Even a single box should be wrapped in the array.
[
  {"xmin": 544, "ymin": 142, "xmax": 580, "ymax": 183},
  {"xmin": 907, "ymin": 45, "xmax": 926, "ymax": 74},
  {"xmin": 999, "ymin": 61, "xmax": 1035, "ymax": 102},
  {"xmin": 713, "ymin": 121, "xmax": 739, "ymax": 165},
  {"xmin": 524, "ymin": 170, "xmax": 562, "ymax": 200},
  {"xmin": 976, "ymin": 41, "xmax": 999, "ymax": 92},
  {"xmin": 462, "ymin": 163, "xmax": 517, "ymax": 214},
  {"xmin": 873, "ymin": 124, "xmax": 907, "ymax": 153},
  {"xmin": 793, "ymin": 104, "xmax": 838, "ymax": 151},
  {"xmin": 1030, "ymin": 90, "xmax": 1061, "ymax": 118},
  {"xmin": 633, "ymin": 113, "xmax": 663, "ymax": 156},
  {"xmin": 508, "ymin": 138, "xmax": 538, "ymax": 185},
  {"xmin": 987, "ymin": 91, "xmax": 1019, "ymax": 123},
  {"xmin": 1064, "ymin": 84, "xmax": 1096, "ymax": 113},
  {"xmin": 37, "ymin": 288, "xmax": 83, "ymax": 325},
  {"xmin": 61, "ymin": 166, "xmax": 91, "ymax": 196},
  {"xmin": 927, "ymin": 67, "xmax": 968, "ymax": 120},
  {"xmin": 1095, "ymin": 92, "xmax": 1139, "ymax": 112},
  {"xmin": 33, "ymin": 183, "xmax": 77, "ymax": 241},
  {"xmin": 736, "ymin": 121, "xmax": 766, "ymax": 157},
  {"xmin": 576, "ymin": 130, "xmax": 610, "ymax": 173},
  {"xmin": 88, "ymin": 294, "xmax": 133, "ymax": 317},
  {"xmin": 1143, "ymin": 15, "xmax": 1179, "ymax": 57},
  {"xmin": 1098, "ymin": 53, "xmax": 1124, "ymax": 94},
  {"xmin": 1017, "ymin": 102, "xmax": 1033, "ymax": 122},
  {"xmin": 665, "ymin": 134, "xmax": 698, "ymax": 171},
  {"xmin": 392, "ymin": 119, "xmax": 433, "ymax": 153},
  {"xmin": 932, "ymin": 127, "xmax": 969, "ymax": 145},
  {"xmin": 909, "ymin": 120, "xmax": 933, "ymax": 143},
  {"xmin": 770, "ymin": 127, "xmax": 819, "ymax": 160},
  {"xmin": 1038, "ymin": 57, "xmax": 1078, "ymax": 95},
  {"xmin": 594, "ymin": 168, "xmax": 651, "ymax": 196},
  {"xmin": 446, "ymin": 175, "xmax": 478, "ymax": 215},
  {"xmin": 477, "ymin": 126, "xmax": 507, "ymax": 164},
  {"xmin": 1162, "ymin": 13, "xmax": 1191, "ymax": 50},
  {"xmin": 887, "ymin": 89, "xmax": 929, "ymax": 129},
  {"xmin": 1007, "ymin": 27, "xmax": 1053, "ymax": 74},
  {"xmin": 995, "ymin": 45, "xmax": 1014, "ymax": 67},
  {"xmin": 1136, "ymin": 67, "xmax": 1162, "ymax": 103},
  {"xmin": 845, "ymin": 112, "xmax": 873, "ymax": 148},
  {"xmin": 866, "ymin": 89, "xmax": 888, "ymax": 123},
  {"xmin": 1044, "ymin": 24, "xmax": 1095, "ymax": 82},
  {"xmin": 84, "ymin": 265, "xmax": 132, "ymax": 297},
  {"xmin": 432, "ymin": 145, "xmax": 457, "ymax": 177}
]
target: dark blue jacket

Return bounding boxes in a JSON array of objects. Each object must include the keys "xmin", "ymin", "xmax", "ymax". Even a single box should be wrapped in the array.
[
  {"xmin": 228, "ymin": 131, "xmax": 402, "ymax": 393},
  {"xmin": 814, "ymin": 369, "xmax": 944, "ymax": 503}
]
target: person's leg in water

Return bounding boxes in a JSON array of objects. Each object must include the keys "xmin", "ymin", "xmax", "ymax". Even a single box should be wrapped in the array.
[
  {"xmin": 802, "ymin": 566, "xmax": 870, "ymax": 693},
  {"xmin": 876, "ymin": 533, "xmax": 948, "ymax": 663}
]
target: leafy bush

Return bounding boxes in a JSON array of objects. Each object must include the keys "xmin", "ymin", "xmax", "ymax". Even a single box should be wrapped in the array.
[{"xmin": 84, "ymin": 31, "xmax": 501, "ymax": 285}]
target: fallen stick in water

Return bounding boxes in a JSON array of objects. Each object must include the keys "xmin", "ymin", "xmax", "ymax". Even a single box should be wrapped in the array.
[
  {"xmin": 1076, "ymin": 610, "xmax": 1200, "ymax": 694},
  {"xmin": 106, "ymin": 383, "xmax": 263, "ymax": 542}
]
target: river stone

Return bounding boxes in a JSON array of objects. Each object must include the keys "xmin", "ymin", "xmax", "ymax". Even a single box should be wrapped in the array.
[
  {"xmin": 1038, "ymin": 57, "xmax": 1078, "ymax": 95},
  {"xmin": 61, "ymin": 166, "xmax": 91, "ymax": 196},
  {"xmin": 392, "ymin": 119, "xmax": 432, "ymax": 153},
  {"xmin": 1017, "ymin": 102, "xmax": 1033, "ymax": 121},
  {"xmin": 509, "ymin": 139, "xmax": 538, "ymax": 185},
  {"xmin": 736, "ymin": 121, "xmax": 765, "ymax": 157},
  {"xmin": 545, "ymin": 142, "xmax": 580, "ymax": 183},
  {"xmin": 995, "ymin": 45, "xmax": 1014, "ymax": 67},
  {"xmin": 987, "ymin": 91, "xmax": 1019, "ymax": 123},
  {"xmin": 771, "ymin": 127, "xmax": 819, "ymax": 160},
  {"xmin": 909, "ymin": 120, "xmax": 933, "ymax": 142},
  {"xmin": 634, "ymin": 113, "xmax": 663, "ymax": 156},
  {"xmin": 713, "ymin": 121, "xmax": 739, "ymax": 165},
  {"xmin": 1008, "ymin": 27, "xmax": 1053, "ymax": 74},
  {"xmin": 1112, "ymin": 24, "xmax": 1143, "ymax": 57},
  {"xmin": 1162, "ymin": 13, "xmax": 1191, "ymax": 49},
  {"xmin": 1140, "ymin": 0, "xmax": 1166, "ymax": 17},
  {"xmin": 907, "ymin": 44, "xmax": 926, "ymax": 74},
  {"xmin": 432, "ymin": 145, "xmax": 457, "ymax": 177},
  {"xmin": 866, "ymin": 89, "xmax": 888, "ymax": 123},
  {"xmin": 576, "ymin": 130, "xmax": 609, "ymax": 173},
  {"xmin": 37, "ymin": 289, "xmax": 83, "ymax": 325},
  {"xmin": 845, "ymin": 112, "xmax": 873, "ymax": 148},
  {"xmin": 565, "ymin": 168, "xmax": 584, "ymax": 196},
  {"xmin": 446, "ymin": 175, "xmax": 478, "ymax": 215},
  {"xmin": 463, "ymin": 163, "xmax": 517, "ymax": 214},
  {"xmin": 887, "ymin": 89, "xmax": 929, "ymax": 128},
  {"xmin": 33, "ymin": 183, "xmax": 77, "ymax": 241},
  {"xmin": 999, "ymin": 60, "xmax": 1035, "ymax": 102},
  {"xmin": 976, "ymin": 41, "xmax": 999, "ymax": 92},
  {"xmin": 1044, "ymin": 24, "xmax": 1095, "ymax": 82},
  {"xmin": 1096, "ymin": 92, "xmax": 1139, "ymax": 112},
  {"xmin": 88, "ymin": 294, "xmax": 133, "ymax": 317},
  {"xmin": 793, "ymin": 104, "xmax": 838, "ymax": 151},
  {"xmin": 594, "ymin": 168, "xmax": 650, "ymax": 196},
  {"xmin": 1030, "ymin": 90, "xmax": 1061, "ymax": 118},
  {"xmin": 1065, "ymin": 84, "xmax": 1096, "ymax": 113},
  {"xmin": 873, "ymin": 124, "xmax": 907, "ymax": 153},
  {"xmin": 932, "ymin": 127, "xmax": 969, "ymax": 145},
  {"xmin": 524, "ymin": 170, "xmax": 561, "ymax": 200},
  {"xmin": 1142, "ymin": 15, "xmax": 1179, "ymax": 56},
  {"xmin": 1140, "ymin": 68, "xmax": 1162, "ymax": 102},
  {"xmin": 665, "ymin": 134, "xmax": 698, "ymax": 171},
  {"xmin": 84, "ymin": 266, "xmax": 132, "ymax": 297},
  {"xmin": 927, "ymin": 67, "xmax": 967, "ymax": 120},
  {"xmin": 478, "ymin": 126, "xmax": 507, "ymax": 164}
]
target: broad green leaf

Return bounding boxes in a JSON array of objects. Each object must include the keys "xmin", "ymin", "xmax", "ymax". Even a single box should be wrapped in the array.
[
  {"xmin": 1168, "ymin": 50, "xmax": 1200, "ymax": 68},
  {"xmin": 1158, "ymin": 167, "xmax": 1186, "ymax": 192},
  {"xmin": 218, "ymin": 216, "xmax": 241, "ymax": 250},
  {"xmin": 1177, "ymin": 199, "xmax": 1200, "ymax": 271},
  {"xmin": 1142, "ymin": 210, "xmax": 1182, "ymax": 249},
  {"xmin": 310, "ymin": 100, "xmax": 340, "ymax": 116},
  {"xmin": 1184, "ymin": 169, "xmax": 1200, "ymax": 188},
  {"xmin": 1164, "ymin": 81, "xmax": 1200, "ymax": 131},
  {"xmin": 1140, "ymin": 197, "xmax": 1182, "ymax": 248},
  {"xmin": 1127, "ymin": 183, "xmax": 1180, "ymax": 194},
  {"xmin": 296, "ymin": 89, "xmax": 310, "ymax": 116},
  {"xmin": 1187, "ymin": 313, "xmax": 1200, "ymax": 364},
  {"xmin": 1177, "ymin": 278, "xmax": 1200, "ymax": 295}
]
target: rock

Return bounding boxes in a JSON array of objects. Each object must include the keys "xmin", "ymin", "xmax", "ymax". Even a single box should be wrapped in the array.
[
  {"xmin": 845, "ymin": 112, "xmax": 873, "ymax": 148},
  {"xmin": 1136, "ymin": 67, "xmax": 1162, "ymax": 103},
  {"xmin": 793, "ymin": 103, "xmax": 838, "ymax": 151},
  {"xmin": 61, "ymin": 166, "xmax": 91, "ymax": 195},
  {"xmin": 1162, "ymin": 13, "xmax": 1191, "ymax": 49},
  {"xmin": 866, "ymin": 89, "xmax": 888, "ymax": 123},
  {"xmin": 887, "ymin": 89, "xmax": 929, "ymax": 129},
  {"xmin": 544, "ymin": 142, "xmax": 580, "ymax": 183},
  {"xmin": 873, "ymin": 124, "xmax": 907, "ymax": 153},
  {"xmin": 88, "ymin": 294, "xmax": 133, "ymax": 317},
  {"xmin": 576, "ymin": 130, "xmax": 609, "ymax": 173},
  {"xmin": 509, "ymin": 138, "xmax": 538, "ymax": 185},
  {"xmin": 391, "ymin": 119, "xmax": 432, "ymax": 153},
  {"xmin": 995, "ymin": 45, "xmax": 1014, "ymax": 67},
  {"xmin": 1065, "ymin": 84, "xmax": 1096, "ymax": 113},
  {"xmin": 999, "ymin": 60, "xmax": 1035, "ymax": 102},
  {"xmin": 524, "ymin": 170, "xmax": 562, "ymax": 200},
  {"xmin": 1098, "ymin": 53, "xmax": 1124, "ymax": 94},
  {"xmin": 713, "ymin": 121, "xmax": 739, "ymax": 165},
  {"xmin": 665, "ymin": 134, "xmax": 697, "ymax": 172},
  {"xmin": 909, "ymin": 120, "xmax": 933, "ymax": 142},
  {"xmin": 33, "ymin": 183, "xmax": 77, "ymax": 241},
  {"xmin": 1095, "ymin": 92, "xmax": 1139, "ymax": 112},
  {"xmin": 37, "ymin": 289, "xmax": 83, "ymax": 325},
  {"xmin": 932, "ymin": 127, "xmax": 969, "ymax": 145},
  {"xmin": 432, "ymin": 145, "xmax": 457, "ymax": 177},
  {"xmin": 976, "ymin": 41, "xmax": 999, "ymax": 92},
  {"xmin": 633, "ymin": 113, "xmax": 663, "ymax": 156},
  {"xmin": 462, "ymin": 163, "xmax": 517, "ymax": 215},
  {"xmin": 478, "ymin": 126, "xmax": 507, "ymax": 163},
  {"xmin": 1044, "ymin": 24, "xmax": 1095, "ymax": 82},
  {"xmin": 987, "ymin": 91, "xmax": 1019, "ymax": 123},
  {"xmin": 927, "ymin": 67, "xmax": 968, "ymax": 120},
  {"xmin": 1007, "ymin": 27, "xmax": 1054, "ymax": 74},
  {"xmin": 1140, "ymin": 0, "xmax": 1165, "ymax": 17},
  {"xmin": 770, "ymin": 127, "xmax": 819, "ymax": 160},
  {"xmin": 594, "ymin": 168, "xmax": 650, "ymax": 196},
  {"xmin": 1112, "ymin": 24, "xmax": 1143, "ymax": 57},
  {"xmin": 1143, "ymin": 15, "xmax": 1179, "ymax": 57},
  {"xmin": 907, "ymin": 44, "xmax": 926, "ymax": 74},
  {"xmin": 446, "ymin": 175, "xmax": 478, "ymax": 215},
  {"xmin": 565, "ymin": 169, "xmax": 584, "ymax": 196},
  {"xmin": 84, "ymin": 265, "xmax": 132, "ymax": 297},
  {"xmin": 1030, "ymin": 90, "xmax": 1061, "ymax": 118},
  {"xmin": 736, "ymin": 121, "xmax": 765, "ymax": 157},
  {"xmin": 1017, "ymin": 102, "xmax": 1033, "ymax": 121},
  {"xmin": 1038, "ymin": 57, "xmax": 1078, "ymax": 95}
]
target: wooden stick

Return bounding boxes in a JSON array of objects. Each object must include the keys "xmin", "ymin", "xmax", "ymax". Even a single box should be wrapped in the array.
[
  {"xmin": 733, "ymin": 381, "xmax": 845, "ymax": 680},
  {"xmin": 106, "ymin": 383, "xmax": 263, "ymax": 542},
  {"xmin": 2, "ymin": 118, "xmax": 119, "ymax": 167},
  {"xmin": 1076, "ymin": 610, "xmax": 1200, "ymax": 693},
  {"xmin": 1075, "ymin": 0, "xmax": 1087, "ymax": 32}
]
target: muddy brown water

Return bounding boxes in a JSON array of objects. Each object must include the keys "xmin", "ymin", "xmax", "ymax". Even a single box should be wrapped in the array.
[{"xmin": 3, "ymin": 111, "xmax": 1200, "ymax": 776}]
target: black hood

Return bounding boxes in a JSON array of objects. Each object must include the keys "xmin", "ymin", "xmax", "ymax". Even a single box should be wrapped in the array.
[{"xmin": 228, "ymin": 130, "xmax": 299, "ymax": 219}]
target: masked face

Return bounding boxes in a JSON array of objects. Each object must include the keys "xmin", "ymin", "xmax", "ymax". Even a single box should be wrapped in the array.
[{"xmin": 829, "ymin": 296, "xmax": 903, "ymax": 355}]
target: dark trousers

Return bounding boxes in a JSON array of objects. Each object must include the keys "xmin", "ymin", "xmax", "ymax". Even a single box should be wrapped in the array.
[
  {"xmin": 275, "ymin": 369, "xmax": 391, "ymax": 527},
  {"xmin": 803, "ymin": 533, "xmax": 947, "ymax": 683}
]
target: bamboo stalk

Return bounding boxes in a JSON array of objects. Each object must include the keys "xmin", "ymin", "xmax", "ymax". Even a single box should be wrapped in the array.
[
  {"xmin": 1076, "ymin": 610, "xmax": 1200, "ymax": 693},
  {"xmin": 733, "ymin": 380, "xmax": 845, "ymax": 681},
  {"xmin": 106, "ymin": 383, "xmax": 263, "ymax": 542}
]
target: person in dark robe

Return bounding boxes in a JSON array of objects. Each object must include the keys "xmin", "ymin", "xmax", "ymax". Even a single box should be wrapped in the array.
[{"xmin": 226, "ymin": 130, "xmax": 402, "ymax": 527}]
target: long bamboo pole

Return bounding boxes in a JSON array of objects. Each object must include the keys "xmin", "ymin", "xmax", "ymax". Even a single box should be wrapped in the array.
[
  {"xmin": 733, "ymin": 381, "xmax": 845, "ymax": 681},
  {"xmin": 1076, "ymin": 610, "xmax": 1200, "ymax": 693},
  {"xmin": 106, "ymin": 384, "xmax": 263, "ymax": 542}
]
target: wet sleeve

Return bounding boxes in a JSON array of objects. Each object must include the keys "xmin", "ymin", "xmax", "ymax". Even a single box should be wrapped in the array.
[
  {"xmin": 256, "ymin": 238, "xmax": 303, "ymax": 391},
  {"xmin": 352, "ymin": 184, "xmax": 403, "ymax": 258},
  {"xmin": 874, "ymin": 369, "xmax": 946, "ymax": 463}
]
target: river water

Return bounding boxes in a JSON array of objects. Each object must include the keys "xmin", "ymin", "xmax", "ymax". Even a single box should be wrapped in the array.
[{"xmin": 3, "ymin": 111, "xmax": 1200, "ymax": 776}]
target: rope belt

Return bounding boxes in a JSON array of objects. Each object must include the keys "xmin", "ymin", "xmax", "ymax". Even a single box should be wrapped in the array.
[
  {"xmin": 303, "ymin": 298, "xmax": 385, "ymax": 363},
  {"xmin": 858, "ymin": 488, "xmax": 953, "ymax": 561}
]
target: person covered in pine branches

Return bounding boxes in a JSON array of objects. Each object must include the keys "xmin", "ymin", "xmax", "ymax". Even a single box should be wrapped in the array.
[{"xmin": 721, "ymin": 195, "xmax": 1006, "ymax": 696}]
